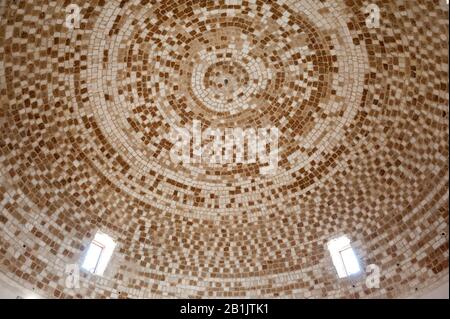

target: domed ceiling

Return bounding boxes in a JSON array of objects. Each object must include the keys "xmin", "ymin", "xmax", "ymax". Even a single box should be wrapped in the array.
[{"xmin": 0, "ymin": 0, "xmax": 448, "ymax": 298}]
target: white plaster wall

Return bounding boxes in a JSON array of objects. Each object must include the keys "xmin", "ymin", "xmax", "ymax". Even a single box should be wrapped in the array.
[
  {"xmin": 416, "ymin": 281, "xmax": 449, "ymax": 299},
  {"xmin": 0, "ymin": 272, "xmax": 43, "ymax": 299},
  {"xmin": 0, "ymin": 270, "xmax": 448, "ymax": 299}
]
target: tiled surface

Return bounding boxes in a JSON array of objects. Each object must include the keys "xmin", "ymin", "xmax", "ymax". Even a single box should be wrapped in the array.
[{"xmin": 0, "ymin": 0, "xmax": 448, "ymax": 298}]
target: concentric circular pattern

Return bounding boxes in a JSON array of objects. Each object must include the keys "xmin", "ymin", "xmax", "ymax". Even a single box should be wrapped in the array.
[{"xmin": 0, "ymin": 0, "xmax": 448, "ymax": 298}]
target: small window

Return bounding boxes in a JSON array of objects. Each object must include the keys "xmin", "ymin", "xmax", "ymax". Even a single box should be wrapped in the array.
[
  {"xmin": 327, "ymin": 235, "xmax": 361, "ymax": 278},
  {"xmin": 81, "ymin": 231, "xmax": 116, "ymax": 276}
]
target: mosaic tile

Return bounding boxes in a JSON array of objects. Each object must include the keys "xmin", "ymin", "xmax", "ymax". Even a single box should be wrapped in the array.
[{"xmin": 0, "ymin": 0, "xmax": 448, "ymax": 298}]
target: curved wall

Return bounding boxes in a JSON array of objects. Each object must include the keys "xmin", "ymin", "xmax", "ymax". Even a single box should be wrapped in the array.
[{"xmin": 0, "ymin": 0, "xmax": 448, "ymax": 298}]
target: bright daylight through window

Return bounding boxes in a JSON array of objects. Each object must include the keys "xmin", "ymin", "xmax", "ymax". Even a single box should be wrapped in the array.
[
  {"xmin": 327, "ymin": 236, "xmax": 361, "ymax": 278},
  {"xmin": 81, "ymin": 231, "xmax": 116, "ymax": 276}
]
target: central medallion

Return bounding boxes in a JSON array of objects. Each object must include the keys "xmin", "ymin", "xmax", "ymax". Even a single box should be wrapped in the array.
[{"xmin": 191, "ymin": 47, "xmax": 271, "ymax": 114}]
